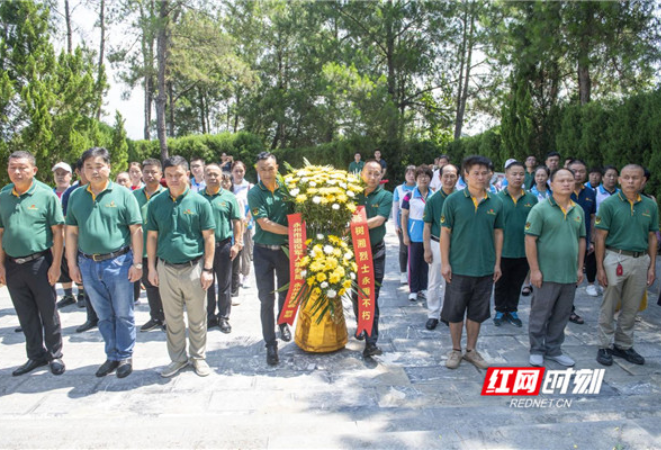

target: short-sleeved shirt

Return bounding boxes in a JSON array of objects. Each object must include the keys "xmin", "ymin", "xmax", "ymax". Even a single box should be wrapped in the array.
[
  {"xmin": 357, "ymin": 186, "xmax": 393, "ymax": 246},
  {"xmin": 134, "ymin": 185, "xmax": 166, "ymax": 258},
  {"xmin": 441, "ymin": 189, "xmax": 504, "ymax": 277},
  {"xmin": 146, "ymin": 188, "xmax": 215, "ymax": 264},
  {"xmin": 401, "ymin": 187, "xmax": 430, "ymax": 243},
  {"xmin": 595, "ymin": 184, "xmax": 620, "ymax": 211},
  {"xmin": 377, "ymin": 159, "xmax": 387, "ymax": 172},
  {"xmin": 348, "ymin": 161, "xmax": 365, "ymax": 174},
  {"xmin": 200, "ymin": 188, "xmax": 242, "ymax": 242},
  {"xmin": 571, "ymin": 184, "xmax": 596, "ymax": 241},
  {"xmin": 524, "ymin": 171, "xmax": 535, "ymax": 190},
  {"xmin": 525, "ymin": 197, "xmax": 586, "ymax": 284},
  {"xmin": 0, "ymin": 182, "xmax": 64, "ymax": 257},
  {"xmin": 423, "ymin": 188, "xmax": 453, "ymax": 239},
  {"xmin": 247, "ymin": 180, "xmax": 294, "ymax": 246},
  {"xmin": 498, "ymin": 189, "xmax": 538, "ymax": 259},
  {"xmin": 66, "ymin": 181, "xmax": 142, "ymax": 255},
  {"xmin": 595, "ymin": 192, "xmax": 659, "ymax": 253}
]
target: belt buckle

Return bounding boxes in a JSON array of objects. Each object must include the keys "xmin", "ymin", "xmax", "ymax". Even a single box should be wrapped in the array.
[
  {"xmin": 92, "ymin": 254, "xmax": 103, "ymax": 262},
  {"xmin": 15, "ymin": 257, "xmax": 27, "ymax": 264}
]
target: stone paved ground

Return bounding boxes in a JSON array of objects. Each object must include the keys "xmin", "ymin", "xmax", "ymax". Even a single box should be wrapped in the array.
[{"xmin": 1, "ymin": 224, "xmax": 661, "ymax": 449}]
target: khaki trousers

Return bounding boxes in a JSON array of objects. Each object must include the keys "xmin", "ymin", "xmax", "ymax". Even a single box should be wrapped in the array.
[
  {"xmin": 157, "ymin": 259, "xmax": 207, "ymax": 362},
  {"xmin": 598, "ymin": 250, "xmax": 650, "ymax": 350}
]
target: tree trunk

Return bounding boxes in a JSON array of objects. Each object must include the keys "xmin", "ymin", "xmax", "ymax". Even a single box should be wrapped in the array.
[
  {"xmin": 168, "ymin": 80, "xmax": 175, "ymax": 137},
  {"xmin": 198, "ymin": 87, "xmax": 207, "ymax": 134},
  {"xmin": 155, "ymin": 0, "xmax": 169, "ymax": 161},
  {"xmin": 384, "ymin": 0, "xmax": 398, "ymax": 147},
  {"xmin": 96, "ymin": 0, "xmax": 105, "ymax": 120},
  {"xmin": 64, "ymin": 0, "xmax": 72, "ymax": 54},
  {"xmin": 577, "ymin": 5, "xmax": 594, "ymax": 105},
  {"xmin": 144, "ymin": 75, "xmax": 152, "ymax": 140},
  {"xmin": 454, "ymin": 3, "xmax": 475, "ymax": 140}
]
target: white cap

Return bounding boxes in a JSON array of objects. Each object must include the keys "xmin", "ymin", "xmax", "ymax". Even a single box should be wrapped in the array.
[
  {"xmin": 504, "ymin": 158, "xmax": 517, "ymax": 170},
  {"xmin": 52, "ymin": 162, "xmax": 72, "ymax": 173}
]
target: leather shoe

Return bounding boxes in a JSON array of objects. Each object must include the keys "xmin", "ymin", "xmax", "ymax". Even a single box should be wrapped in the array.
[
  {"xmin": 266, "ymin": 346, "xmax": 279, "ymax": 366},
  {"xmin": 363, "ymin": 344, "xmax": 383, "ymax": 358},
  {"xmin": 49, "ymin": 359, "xmax": 66, "ymax": 375},
  {"xmin": 56, "ymin": 295, "xmax": 77, "ymax": 308},
  {"xmin": 116, "ymin": 359, "xmax": 133, "ymax": 378},
  {"xmin": 425, "ymin": 318, "xmax": 439, "ymax": 330},
  {"xmin": 207, "ymin": 316, "xmax": 219, "ymax": 329},
  {"xmin": 219, "ymin": 318, "xmax": 232, "ymax": 334},
  {"xmin": 76, "ymin": 320, "xmax": 98, "ymax": 333},
  {"xmin": 279, "ymin": 324, "xmax": 291, "ymax": 342},
  {"xmin": 95, "ymin": 360, "xmax": 119, "ymax": 377},
  {"xmin": 612, "ymin": 346, "xmax": 645, "ymax": 365},
  {"xmin": 12, "ymin": 359, "xmax": 47, "ymax": 376}
]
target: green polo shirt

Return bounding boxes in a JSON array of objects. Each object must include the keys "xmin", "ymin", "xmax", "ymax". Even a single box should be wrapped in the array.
[
  {"xmin": 146, "ymin": 188, "xmax": 215, "ymax": 264},
  {"xmin": 134, "ymin": 185, "xmax": 166, "ymax": 258},
  {"xmin": 441, "ymin": 189, "xmax": 504, "ymax": 277},
  {"xmin": 0, "ymin": 182, "xmax": 64, "ymax": 258},
  {"xmin": 595, "ymin": 192, "xmax": 659, "ymax": 253},
  {"xmin": 200, "ymin": 188, "xmax": 242, "ymax": 242},
  {"xmin": 524, "ymin": 171, "xmax": 534, "ymax": 190},
  {"xmin": 356, "ymin": 186, "xmax": 393, "ymax": 246},
  {"xmin": 349, "ymin": 161, "xmax": 365, "ymax": 174},
  {"xmin": 247, "ymin": 180, "xmax": 293, "ymax": 246},
  {"xmin": 66, "ymin": 181, "xmax": 142, "ymax": 254},
  {"xmin": 423, "ymin": 188, "xmax": 453, "ymax": 239},
  {"xmin": 0, "ymin": 179, "xmax": 52, "ymax": 193},
  {"xmin": 525, "ymin": 197, "xmax": 586, "ymax": 284},
  {"xmin": 498, "ymin": 189, "xmax": 538, "ymax": 259}
]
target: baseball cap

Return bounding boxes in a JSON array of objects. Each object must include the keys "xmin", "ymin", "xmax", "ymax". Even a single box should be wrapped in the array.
[
  {"xmin": 504, "ymin": 158, "xmax": 518, "ymax": 170},
  {"xmin": 52, "ymin": 162, "xmax": 72, "ymax": 173}
]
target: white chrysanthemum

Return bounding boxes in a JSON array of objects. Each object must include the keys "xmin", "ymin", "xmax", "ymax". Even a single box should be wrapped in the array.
[
  {"xmin": 320, "ymin": 281, "xmax": 329, "ymax": 289},
  {"xmin": 300, "ymin": 270, "xmax": 307, "ymax": 278},
  {"xmin": 323, "ymin": 245, "xmax": 334, "ymax": 255},
  {"xmin": 309, "ymin": 181, "xmax": 317, "ymax": 187},
  {"xmin": 326, "ymin": 289, "xmax": 337, "ymax": 298},
  {"xmin": 301, "ymin": 177, "xmax": 308, "ymax": 183},
  {"xmin": 297, "ymin": 170, "xmax": 306, "ymax": 177},
  {"xmin": 313, "ymin": 196, "xmax": 322, "ymax": 204},
  {"xmin": 316, "ymin": 233, "xmax": 324, "ymax": 240},
  {"xmin": 332, "ymin": 203, "xmax": 340, "ymax": 210},
  {"xmin": 290, "ymin": 188, "xmax": 300, "ymax": 196},
  {"xmin": 339, "ymin": 182, "xmax": 347, "ymax": 189},
  {"xmin": 350, "ymin": 272, "xmax": 356, "ymax": 280},
  {"xmin": 327, "ymin": 179, "xmax": 336, "ymax": 185},
  {"xmin": 347, "ymin": 191, "xmax": 355, "ymax": 197},
  {"xmin": 344, "ymin": 252, "xmax": 353, "ymax": 260}
]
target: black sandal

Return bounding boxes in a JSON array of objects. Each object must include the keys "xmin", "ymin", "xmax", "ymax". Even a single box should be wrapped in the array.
[
  {"xmin": 521, "ymin": 285, "xmax": 533, "ymax": 297},
  {"xmin": 569, "ymin": 313, "xmax": 584, "ymax": 325}
]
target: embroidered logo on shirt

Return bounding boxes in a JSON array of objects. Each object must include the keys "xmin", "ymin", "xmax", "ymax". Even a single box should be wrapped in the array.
[
  {"xmin": 252, "ymin": 208, "xmax": 260, "ymax": 216},
  {"xmin": 643, "ymin": 209, "xmax": 651, "ymax": 217},
  {"xmin": 574, "ymin": 216, "xmax": 581, "ymax": 223},
  {"xmin": 486, "ymin": 208, "xmax": 496, "ymax": 216},
  {"xmin": 525, "ymin": 222, "xmax": 531, "ymax": 231},
  {"xmin": 183, "ymin": 209, "xmax": 195, "ymax": 215},
  {"xmin": 524, "ymin": 203, "xmax": 532, "ymax": 208},
  {"xmin": 440, "ymin": 215, "xmax": 445, "ymax": 223},
  {"xmin": 27, "ymin": 204, "xmax": 38, "ymax": 210},
  {"xmin": 104, "ymin": 201, "xmax": 117, "ymax": 208},
  {"xmin": 595, "ymin": 216, "xmax": 602, "ymax": 225}
]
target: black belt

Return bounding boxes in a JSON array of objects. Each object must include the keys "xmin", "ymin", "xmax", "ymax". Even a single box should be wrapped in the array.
[
  {"xmin": 216, "ymin": 237, "xmax": 232, "ymax": 247},
  {"xmin": 255, "ymin": 243, "xmax": 287, "ymax": 251},
  {"xmin": 431, "ymin": 235, "xmax": 440, "ymax": 243},
  {"xmin": 80, "ymin": 247, "xmax": 130, "ymax": 262},
  {"xmin": 160, "ymin": 256, "xmax": 202, "ymax": 269},
  {"xmin": 8, "ymin": 250, "xmax": 49, "ymax": 265},
  {"xmin": 607, "ymin": 247, "xmax": 646, "ymax": 258}
]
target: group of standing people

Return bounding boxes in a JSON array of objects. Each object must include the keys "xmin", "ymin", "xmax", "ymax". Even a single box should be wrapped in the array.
[{"xmin": 0, "ymin": 146, "xmax": 657, "ymax": 380}]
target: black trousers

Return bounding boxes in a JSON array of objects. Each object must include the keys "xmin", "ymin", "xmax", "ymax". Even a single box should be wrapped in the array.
[
  {"xmin": 6, "ymin": 252, "xmax": 63, "ymax": 361},
  {"xmin": 397, "ymin": 230, "xmax": 408, "ymax": 273},
  {"xmin": 231, "ymin": 249, "xmax": 242, "ymax": 294},
  {"xmin": 253, "ymin": 245, "xmax": 290, "ymax": 347},
  {"xmin": 494, "ymin": 257, "xmax": 529, "ymax": 313},
  {"xmin": 207, "ymin": 239, "xmax": 233, "ymax": 320},
  {"xmin": 142, "ymin": 257, "xmax": 164, "ymax": 322},
  {"xmin": 352, "ymin": 241, "xmax": 386, "ymax": 346},
  {"xmin": 408, "ymin": 241, "xmax": 428, "ymax": 293},
  {"xmin": 585, "ymin": 250, "xmax": 597, "ymax": 283}
]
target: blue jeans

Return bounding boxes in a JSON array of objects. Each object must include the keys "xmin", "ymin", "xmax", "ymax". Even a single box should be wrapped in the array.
[{"xmin": 78, "ymin": 251, "xmax": 136, "ymax": 361}]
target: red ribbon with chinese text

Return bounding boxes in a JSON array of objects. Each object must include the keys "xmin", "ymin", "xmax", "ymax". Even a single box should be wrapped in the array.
[
  {"xmin": 351, "ymin": 206, "xmax": 376, "ymax": 336},
  {"xmin": 278, "ymin": 213, "xmax": 307, "ymax": 325}
]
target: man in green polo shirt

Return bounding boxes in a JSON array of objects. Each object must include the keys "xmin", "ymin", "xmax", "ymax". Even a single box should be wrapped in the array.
[
  {"xmin": 202, "ymin": 163, "xmax": 243, "ymax": 334},
  {"xmin": 422, "ymin": 163, "xmax": 458, "ymax": 330},
  {"xmin": 348, "ymin": 153, "xmax": 365, "ymax": 174},
  {"xmin": 133, "ymin": 158, "xmax": 166, "ymax": 332},
  {"xmin": 0, "ymin": 151, "xmax": 65, "ymax": 376},
  {"xmin": 440, "ymin": 155, "xmax": 503, "ymax": 370},
  {"xmin": 525, "ymin": 167, "xmax": 586, "ymax": 368},
  {"xmin": 353, "ymin": 160, "xmax": 393, "ymax": 358},
  {"xmin": 66, "ymin": 147, "xmax": 144, "ymax": 379},
  {"xmin": 494, "ymin": 160, "xmax": 538, "ymax": 327},
  {"xmin": 147, "ymin": 155, "xmax": 216, "ymax": 378},
  {"xmin": 595, "ymin": 164, "xmax": 658, "ymax": 366},
  {"xmin": 247, "ymin": 152, "xmax": 294, "ymax": 366}
]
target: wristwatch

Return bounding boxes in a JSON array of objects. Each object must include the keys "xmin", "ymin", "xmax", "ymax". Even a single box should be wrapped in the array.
[
  {"xmin": 203, "ymin": 267, "xmax": 214, "ymax": 273},
  {"xmin": 134, "ymin": 262, "xmax": 143, "ymax": 270}
]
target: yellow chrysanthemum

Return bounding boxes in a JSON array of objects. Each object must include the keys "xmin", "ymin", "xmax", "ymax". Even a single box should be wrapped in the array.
[
  {"xmin": 295, "ymin": 194, "xmax": 307, "ymax": 203},
  {"xmin": 343, "ymin": 279, "xmax": 353, "ymax": 289},
  {"xmin": 316, "ymin": 272, "xmax": 327, "ymax": 282}
]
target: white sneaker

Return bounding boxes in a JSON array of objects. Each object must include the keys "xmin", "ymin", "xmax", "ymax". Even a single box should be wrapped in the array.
[
  {"xmin": 191, "ymin": 359, "xmax": 211, "ymax": 377},
  {"xmin": 161, "ymin": 360, "xmax": 189, "ymax": 378},
  {"xmin": 545, "ymin": 353, "xmax": 575, "ymax": 367},
  {"xmin": 400, "ymin": 272, "xmax": 408, "ymax": 284},
  {"xmin": 598, "ymin": 285, "xmax": 604, "ymax": 294},
  {"xmin": 529, "ymin": 354, "xmax": 544, "ymax": 367},
  {"xmin": 408, "ymin": 292, "xmax": 417, "ymax": 302},
  {"xmin": 586, "ymin": 285, "xmax": 599, "ymax": 297}
]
